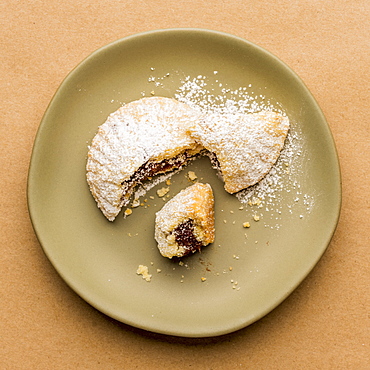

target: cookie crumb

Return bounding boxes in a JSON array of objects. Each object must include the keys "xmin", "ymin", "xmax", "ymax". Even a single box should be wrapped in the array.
[
  {"xmin": 157, "ymin": 187, "xmax": 170, "ymax": 197},
  {"xmin": 253, "ymin": 215, "xmax": 260, "ymax": 222},
  {"xmin": 248, "ymin": 197, "xmax": 261, "ymax": 206},
  {"xmin": 201, "ymin": 277, "xmax": 207, "ymax": 282},
  {"xmin": 131, "ymin": 199, "xmax": 140, "ymax": 208},
  {"xmin": 243, "ymin": 221, "xmax": 250, "ymax": 228},
  {"xmin": 187, "ymin": 171, "xmax": 197, "ymax": 181},
  {"xmin": 136, "ymin": 265, "xmax": 152, "ymax": 282},
  {"xmin": 124, "ymin": 208, "xmax": 133, "ymax": 216}
]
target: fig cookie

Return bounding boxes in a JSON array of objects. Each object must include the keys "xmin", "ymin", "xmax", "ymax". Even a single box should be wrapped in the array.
[
  {"xmin": 86, "ymin": 97, "xmax": 289, "ymax": 221},
  {"xmin": 86, "ymin": 97, "xmax": 203, "ymax": 221},
  {"xmin": 154, "ymin": 183, "xmax": 215, "ymax": 259}
]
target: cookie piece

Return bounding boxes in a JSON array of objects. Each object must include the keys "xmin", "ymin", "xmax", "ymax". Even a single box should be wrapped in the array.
[
  {"xmin": 189, "ymin": 111, "xmax": 290, "ymax": 193},
  {"xmin": 86, "ymin": 97, "xmax": 203, "ymax": 221},
  {"xmin": 155, "ymin": 183, "xmax": 215, "ymax": 259}
]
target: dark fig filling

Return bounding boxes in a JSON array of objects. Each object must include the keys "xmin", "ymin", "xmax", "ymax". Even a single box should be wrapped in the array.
[
  {"xmin": 207, "ymin": 151, "xmax": 221, "ymax": 171},
  {"xmin": 119, "ymin": 149, "xmax": 219, "ymax": 205},
  {"xmin": 173, "ymin": 219, "xmax": 203, "ymax": 256},
  {"xmin": 120, "ymin": 150, "xmax": 197, "ymax": 202}
]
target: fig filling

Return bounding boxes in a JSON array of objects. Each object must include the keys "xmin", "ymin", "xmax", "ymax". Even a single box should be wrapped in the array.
[
  {"xmin": 119, "ymin": 149, "xmax": 217, "ymax": 205},
  {"xmin": 121, "ymin": 150, "xmax": 196, "ymax": 199},
  {"xmin": 173, "ymin": 219, "xmax": 203, "ymax": 256},
  {"xmin": 207, "ymin": 151, "xmax": 221, "ymax": 171}
]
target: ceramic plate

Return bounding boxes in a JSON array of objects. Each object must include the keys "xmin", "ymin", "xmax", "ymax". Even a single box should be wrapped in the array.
[{"xmin": 28, "ymin": 29, "xmax": 341, "ymax": 337}]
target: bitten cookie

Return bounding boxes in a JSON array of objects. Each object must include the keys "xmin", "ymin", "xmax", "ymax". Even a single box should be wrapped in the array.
[{"xmin": 86, "ymin": 97, "xmax": 203, "ymax": 221}]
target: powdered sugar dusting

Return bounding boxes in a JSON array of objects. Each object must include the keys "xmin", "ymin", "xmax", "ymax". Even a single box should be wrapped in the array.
[
  {"xmin": 171, "ymin": 74, "xmax": 312, "ymax": 229},
  {"xmin": 88, "ymin": 70, "xmax": 312, "ymax": 225},
  {"xmin": 174, "ymin": 75, "xmax": 282, "ymax": 115},
  {"xmin": 235, "ymin": 125, "xmax": 311, "ymax": 229},
  {"xmin": 190, "ymin": 111, "xmax": 289, "ymax": 193},
  {"xmin": 86, "ymin": 97, "xmax": 203, "ymax": 221}
]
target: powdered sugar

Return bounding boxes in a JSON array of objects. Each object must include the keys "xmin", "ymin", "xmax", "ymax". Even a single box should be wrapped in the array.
[
  {"xmin": 174, "ymin": 75, "xmax": 282, "ymax": 115},
  {"xmin": 190, "ymin": 111, "xmax": 289, "ymax": 193},
  {"xmin": 170, "ymin": 74, "xmax": 312, "ymax": 229},
  {"xmin": 88, "ymin": 70, "xmax": 312, "ymax": 225},
  {"xmin": 86, "ymin": 97, "xmax": 203, "ymax": 221}
]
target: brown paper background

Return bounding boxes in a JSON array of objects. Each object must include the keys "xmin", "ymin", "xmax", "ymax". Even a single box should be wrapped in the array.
[{"xmin": 1, "ymin": 0, "xmax": 369, "ymax": 368}]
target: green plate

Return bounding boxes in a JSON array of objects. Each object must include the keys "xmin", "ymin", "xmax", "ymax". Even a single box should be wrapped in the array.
[{"xmin": 27, "ymin": 29, "xmax": 341, "ymax": 337}]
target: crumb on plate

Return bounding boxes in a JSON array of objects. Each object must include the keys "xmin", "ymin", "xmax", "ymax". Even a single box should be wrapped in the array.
[{"xmin": 136, "ymin": 265, "xmax": 152, "ymax": 282}]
